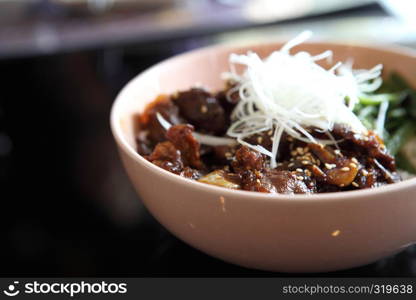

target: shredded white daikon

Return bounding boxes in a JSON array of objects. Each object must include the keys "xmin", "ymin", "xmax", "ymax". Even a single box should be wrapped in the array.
[
  {"xmin": 156, "ymin": 113, "xmax": 236, "ymax": 146},
  {"xmin": 376, "ymin": 100, "xmax": 389, "ymax": 139},
  {"xmin": 156, "ymin": 112, "xmax": 172, "ymax": 131},
  {"xmin": 156, "ymin": 31, "xmax": 384, "ymax": 169},
  {"xmin": 222, "ymin": 31, "xmax": 383, "ymax": 168}
]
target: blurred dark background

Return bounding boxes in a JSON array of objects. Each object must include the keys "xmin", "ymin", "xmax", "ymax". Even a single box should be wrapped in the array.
[{"xmin": 1, "ymin": 0, "xmax": 416, "ymax": 277}]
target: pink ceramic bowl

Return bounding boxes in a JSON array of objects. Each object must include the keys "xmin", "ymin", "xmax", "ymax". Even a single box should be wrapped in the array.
[{"xmin": 111, "ymin": 42, "xmax": 416, "ymax": 273}]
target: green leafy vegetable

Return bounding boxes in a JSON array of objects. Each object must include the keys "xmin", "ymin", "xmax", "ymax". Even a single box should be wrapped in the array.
[
  {"xmin": 386, "ymin": 121, "xmax": 415, "ymax": 156},
  {"xmin": 354, "ymin": 72, "xmax": 416, "ymax": 173}
]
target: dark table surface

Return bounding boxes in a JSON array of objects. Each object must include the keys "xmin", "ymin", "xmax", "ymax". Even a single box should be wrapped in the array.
[
  {"xmin": 1, "ymin": 1, "xmax": 416, "ymax": 277},
  {"xmin": 0, "ymin": 0, "xmax": 377, "ymax": 59}
]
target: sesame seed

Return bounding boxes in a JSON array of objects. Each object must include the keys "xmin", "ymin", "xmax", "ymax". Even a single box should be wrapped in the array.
[
  {"xmin": 288, "ymin": 163, "xmax": 295, "ymax": 168},
  {"xmin": 349, "ymin": 163, "xmax": 357, "ymax": 168},
  {"xmin": 296, "ymin": 168, "xmax": 303, "ymax": 173},
  {"xmin": 297, "ymin": 176, "xmax": 304, "ymax": 181},
  {"xmin": 301, "ymin": 160, "xmax": 309, "ymax": 165},
  {"xmin": 290, "ymin": 150, "xmax": 298, "ymax": 156},
  {"xmin": 296, "ymin": 147, "xmax": 304, "ymax": 155},
  {"xmin": 341, "ymin": 167, "xmax": 350, "ymax": 172},
  {"xmin": 200, "ymin": 105, "xmax": 208, "ymax": 113},
  {"xmin": 256, "ymin": 179, "xmax": 261, "ymax": 184},
  {"xmin": 352, "ymin": 182, "xmax": 359, "ymax": 187},
  {"xmin": 351, "ymin": 157, "xmax": 358, "ymax": 164},
  {"xmin": 276, "ymin": 162, "xmax": 283, "ymax": 167},
  {"xmin": 334, "ymin": 149, "xmax": 341, "ymax": 155},
  {"xmin": 316, "ymin": 159, "xmax": 321, "ymax": 166},
  {"xmin": 305, "ymin": 170, "xmax": 312, "ymax": 177},
  {"xmin": 325, "ymin": 163, "xmax": 336, "ymax": 170},
  {"xmin": 362, "ymin": 170, "xmax": 369, "ymax": 176},
  {"xmin": 339, "ymin": 184, "xmax": 345, "ymax": 187},
  {"xmin": 287, "ymin": 136, "xmax": 293, "ymax": 142},
  {"xmin": 267, "ymin": 130, "xmax": 273, "ymax": 136},
  {"xmin": 257, "ymin": 136, "xmax": 263, "ymax": 144},
  {"xmin": 225, "ymin": 152, "xmax": 232, "ymax": 158}
]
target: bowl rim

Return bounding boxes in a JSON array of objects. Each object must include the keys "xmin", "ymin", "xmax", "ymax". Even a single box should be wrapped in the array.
[{"xmin": 110, "ymin": 40, "xmax": 416, "ymax": 202}]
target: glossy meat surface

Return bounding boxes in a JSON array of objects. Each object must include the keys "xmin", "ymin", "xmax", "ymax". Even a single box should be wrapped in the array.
[{"xmin": 136, "ymin": 87, "xmax": 401, "ymax": 194}]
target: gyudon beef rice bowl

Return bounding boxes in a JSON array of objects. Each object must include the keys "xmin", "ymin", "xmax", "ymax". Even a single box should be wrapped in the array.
[{"xmin": 134, "ymin": 32, "xmax": 416, "ymax": 195}]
